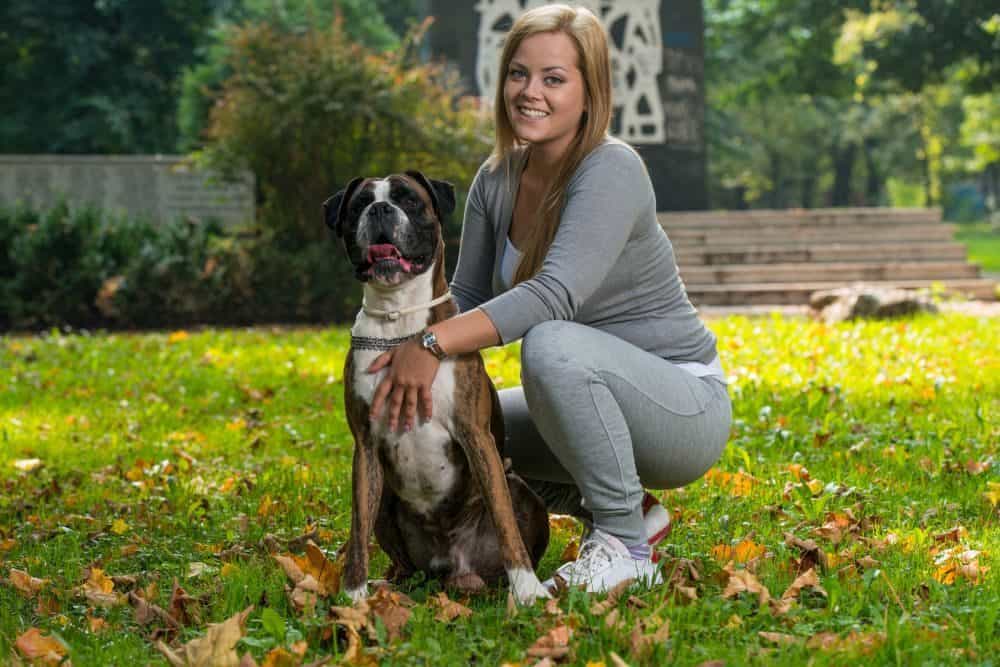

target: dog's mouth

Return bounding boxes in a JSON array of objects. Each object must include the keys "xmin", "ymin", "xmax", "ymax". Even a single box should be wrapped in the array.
[{"xmin": 361, "ymin": 244, "xmax": 429, "ymax": 282}]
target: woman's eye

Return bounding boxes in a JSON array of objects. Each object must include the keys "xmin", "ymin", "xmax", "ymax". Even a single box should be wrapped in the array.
[
  {"xmin": 508, "ymin": 69, "xmax": 526, "ymax": 80},
  {"xmin": 544, "ymin": 76, "xmax": 563, "ymax": 86}
]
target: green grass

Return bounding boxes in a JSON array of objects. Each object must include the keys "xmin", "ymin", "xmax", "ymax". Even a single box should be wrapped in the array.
[
  {"xmin": 955, "ymin": 221, "xmax": 1000, "ymax": 273},
  {"xmin": 1, "ymin": 314, "xmax": 997, "ymax": 665}
]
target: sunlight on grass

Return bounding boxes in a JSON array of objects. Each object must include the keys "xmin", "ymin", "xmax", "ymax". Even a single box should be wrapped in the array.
[{"xmin": 1, "ymin": 314, "xmax": 997, "ymax": 665}]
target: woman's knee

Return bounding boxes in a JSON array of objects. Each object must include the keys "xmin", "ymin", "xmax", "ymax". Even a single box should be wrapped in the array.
[{"xmin": 520, "ymin": 321, "xmax": 590, "ymax": 389}]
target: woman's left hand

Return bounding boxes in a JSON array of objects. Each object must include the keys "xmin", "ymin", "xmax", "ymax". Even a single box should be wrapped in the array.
[{"xmin": 368, "ymin": 339, "xmax": 440, "ymax": 432}]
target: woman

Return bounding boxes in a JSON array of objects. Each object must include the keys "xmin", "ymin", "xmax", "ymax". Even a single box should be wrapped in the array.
[{"xmin": 368, "ymin": 4, "xmax": 731, "ymax": 593}]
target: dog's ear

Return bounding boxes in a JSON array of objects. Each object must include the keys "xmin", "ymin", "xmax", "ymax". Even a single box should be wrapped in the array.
[
  {"xmin": 406, "ymin": 170, "xmax": 456, "ymax": 221},
  {"xmin": 322, "ymin": 177, "xmax": 364, "ymax": 238}
]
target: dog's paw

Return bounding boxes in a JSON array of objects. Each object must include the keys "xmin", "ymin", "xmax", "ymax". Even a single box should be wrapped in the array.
[
  {"xmin": 507, "ymin": 567, "xmax": 552, "ymax": 606},
  {"xmin": 345, "ymin": 584, "xmax": 370, "ymax": 604}
]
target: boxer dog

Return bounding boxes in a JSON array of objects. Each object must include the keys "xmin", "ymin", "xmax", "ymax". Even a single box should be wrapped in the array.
[{"xmin": 324, "ymin": 172, "xmax": 550, "ymax": 605}]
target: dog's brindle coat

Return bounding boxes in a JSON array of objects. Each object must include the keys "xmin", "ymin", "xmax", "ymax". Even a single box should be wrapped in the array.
[{"xmin": 324, "ymin": 171, "xmax": 550, "ymax": 604}]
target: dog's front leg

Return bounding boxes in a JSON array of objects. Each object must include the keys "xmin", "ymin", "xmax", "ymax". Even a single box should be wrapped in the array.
[
  {"xmin": 342, "ymin": 436, "xmax": 383, "ymax": 604},
  {"xmin": 455, "ymin": 423, "xmax": 551, "ymax": 605}
]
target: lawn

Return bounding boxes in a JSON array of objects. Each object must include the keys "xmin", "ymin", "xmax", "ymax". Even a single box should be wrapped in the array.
[
  {"xmin": 955, "ymin": 221, "xmax": 1000, "ymax": 274},
  {"xmin": 1, "ymin": 313, "xmax": 997, "ymax": 666}
]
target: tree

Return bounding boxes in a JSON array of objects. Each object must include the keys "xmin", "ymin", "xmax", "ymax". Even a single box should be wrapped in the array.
[{"xmin": 0, "ymin": 0, "xmax": 216, "ymax": 153}]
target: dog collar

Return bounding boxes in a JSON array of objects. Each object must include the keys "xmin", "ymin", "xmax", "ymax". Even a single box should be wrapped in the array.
[
  {"xmin": 350, "ymin": 334, "xmax": 416, "ymax": 352},
  {"xmin": 361, "ymin": 291, "xmax": 453, "ymax": 321}
]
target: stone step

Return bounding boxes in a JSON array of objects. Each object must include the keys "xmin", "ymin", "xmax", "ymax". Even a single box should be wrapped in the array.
[
  {"xmin": 674, "ymin": 241, "xmax": 969, "ymax": 266},
  {"xmin": 659, "ymin": 206, "xmax": 942, "ymax": 228},
  {"xmin": 666, "ymin": 223, "xmax": 957, "ymax": 245},
  {"xmin": 686, "ymin": 279, "xmax": 998, "ymax": 306},
  {"xmin": 680, "ymin": 261, "xmax": 980, "ymax": 286}
]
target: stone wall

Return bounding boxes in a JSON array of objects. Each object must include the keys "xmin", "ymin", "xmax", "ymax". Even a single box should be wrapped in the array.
[
  {"xmin": 0, "ymin": 155, "xmax": 254, "ymax": 225},
  {"xmin": 428, "ymin": 0, "xmax": 706, "ymax": 210}
]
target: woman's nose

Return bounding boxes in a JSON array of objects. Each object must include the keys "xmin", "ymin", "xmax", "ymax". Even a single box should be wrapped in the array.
[{"xmin": 519, "ymin": 75, "xmax": 542, "ymax": 99}]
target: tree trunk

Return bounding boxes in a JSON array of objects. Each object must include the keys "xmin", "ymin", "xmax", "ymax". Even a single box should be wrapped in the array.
[
  {"xmin": 831, "ymin": 143, "xmax": 856, "ymax": 207},
  {"xmin": 863, "ymin": 138, "xmax": 882, "ymax": 205}
]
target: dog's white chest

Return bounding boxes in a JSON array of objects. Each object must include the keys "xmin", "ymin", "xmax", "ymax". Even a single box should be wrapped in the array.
[{"xmin": 351, "ymin": 347, "xmax": 462, "ymax": 516}]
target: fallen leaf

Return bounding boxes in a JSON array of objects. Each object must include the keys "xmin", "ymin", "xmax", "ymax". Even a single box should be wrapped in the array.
[
  {"xmin": 156, "ymin": 605, "xmax": 253, "ymax": 667},
  {"xmin": 80, "ymin": 567, "xmax": 123, "ymax": 607},
  {"xmin": 560, "ymin": 538, "xmax": 579, "ymax": 563},
  {"xmin": 14, "ymin": 458, "xmax": 44, "ymax": 472},
  {"xmin": 608, "ymin": 652, "xmax": 630, "ymax": 667},
  {"xmin": 88, "ymin": 615, "xmax": 110, "ymax": 633},
  {"xmin": 14, "ymin": 627, "xmax": 68, "ymax": 665},
  {"xmin": 273, "ymin": 541, "xmax": 342, "ymax": 598},
  {"xmin": 721, "ymin": 563, "xmax": 771, "ymax": 606},
  {"xmin": 784, "ymin": 532, "xmax": 827, "ymax": 573},
  {"xmin": 806, "ymin": 630, "xmax": 885, "ymax": 654},
  {"xmin": 526, "ymin": 624, "xmax": 572, "ymax": 659},
  {"xmin": 780, "ymin": 568, "xmax": 828, "ymax": 601},
  {"xmin": 428, "ymin": 592, "xmax": 473, "ymax": 623},
  {"xmin": 629, "ymin": 617, "xmax": 670, "ymax": 658},
  {"xmin": 170, "ymin": 580, "xmax": 203, "ymax": 627},
  {"xmin": 712, "ymin": 539, "xmax": 766, "ymax": 564},
  {"xmin": 366, "ymin": 586, "xmax": 414, "ymax": 642},
  {"xmin": 590, "ymin": 578, "xmax": 633, "ymax": 615},
  {"xmin": 8, "ymin": 568, "xmax": 49, "ymax": 598},
  {"xmin": 128, "ymin": 591, "xmax": 181, "ymax": 631},
  {"xmin": 260, "ymin": 647, "xmax": 299, "ymax": 667}
]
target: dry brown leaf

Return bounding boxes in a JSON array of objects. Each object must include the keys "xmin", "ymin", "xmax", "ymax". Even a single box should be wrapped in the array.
[
  {"xmin": 156, "ymin": 605, "xmax": 253, "ymax": 667},
  {"xmin": 548, "ymin": 514, "xmax": 580, "ymax": 533},
  {"xmin": 721, "ymin": 563, "xmax": 771, "ymax": 606},
  {"xmin": 781, "ymin": 568, "xmax": 828, "ymax": 601},
  {"xmin": 629, "ymin": 617, "xmax": 670, "ymax": 658},
  {"xmin": 806, "ymin": 630, "xmax": 885, "ymax": 654},
  {"xmin": 784, "ymin": 532, "xmax": 827, "ymax": 573},
  {"xmin": 170, "ymin": 580, "xmax": 203, "ymax": 627},
  {"xmin": 658, "ymin": 556, "xmax": 701, "ymax": 602},
  {"xmin": 428, "ymin": 592, "xmax": 473, "ymax": 623},
  {"xmin": 590, "ymin": 578, "xmax": 633, "ymax": 615},
  {"xmin": 273, "ymin": 542, "xmax": 343, "ymax": 600},
  {"xmin": 366, "ymin": 586, "xmax": 414, "ymax": 642},
  {"xmin": 933, "ymin": 547, "xmax": 988, "ymax": 585},
  {"xmin": 14, "ymin": 627, "xmax": 68, "ymax": 665},
  {"xmin": 8, "ymin": 568, "xmax": 49, "ymax": 598},
  {"xmin": 759, "ymin": 631, "xmax": 801, "ymax": 646},
  {"xmin": 543, "ymin": 597, "xmax": 563, "ymax": 617},
  {"xmin": 128, "ymin": 591, "xmax": 182, "ymax": 631},
  {"xmin": 341, "ymin": 626, "xmax": 379, "ymax": 667},
  {"xmin": 932, "ymin": 526, "xmax": 965, "ymax": 544},
  {"xmin": 526, "ymin": 624, "xmax": 573, "ymax": 659}
]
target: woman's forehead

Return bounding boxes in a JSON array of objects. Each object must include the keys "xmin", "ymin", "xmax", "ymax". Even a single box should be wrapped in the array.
[{"xmin": 512, "ymin": 31, "xmax": 579, "ymax": 68}]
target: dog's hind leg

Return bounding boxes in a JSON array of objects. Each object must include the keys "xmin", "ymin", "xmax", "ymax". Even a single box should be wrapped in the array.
[{"xmin": 374, "ymin": 491, "xmax": 417, "ymax": 583}]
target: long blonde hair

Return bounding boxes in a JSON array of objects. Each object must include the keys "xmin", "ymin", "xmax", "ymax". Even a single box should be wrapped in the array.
[{"xmin": 488, "ymin": 4, "xmax": 612, "ymax": 285}]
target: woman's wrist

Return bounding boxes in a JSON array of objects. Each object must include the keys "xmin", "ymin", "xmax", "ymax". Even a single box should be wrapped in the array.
[{"xmin": 418, "ymin": 328, "xmax": 447, "ymax": 359}]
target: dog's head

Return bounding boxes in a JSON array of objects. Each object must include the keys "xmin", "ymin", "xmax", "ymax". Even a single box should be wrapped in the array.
[{"xmin": 323, "ymin": 171, "xmax": 456, "ymax": 287}]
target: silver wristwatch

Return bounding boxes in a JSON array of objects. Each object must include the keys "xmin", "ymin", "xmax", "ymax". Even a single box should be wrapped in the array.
[{"xmin": 420, "ymin": 329, "xmax": 447, "ymax": 360}]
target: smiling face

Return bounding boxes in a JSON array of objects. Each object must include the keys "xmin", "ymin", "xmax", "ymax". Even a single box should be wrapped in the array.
[{"xmin": 503, "ymin": 30, "xmax": 587, "ymax": 161}]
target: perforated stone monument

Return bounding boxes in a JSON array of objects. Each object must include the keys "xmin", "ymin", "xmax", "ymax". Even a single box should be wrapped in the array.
[
  {"xmin": 429, "ymin": 0, "xmax": 706, "ymax": 210},
  {"xmin": 0, "ymin": 155, "xmax": 254, "ymax": 225}
]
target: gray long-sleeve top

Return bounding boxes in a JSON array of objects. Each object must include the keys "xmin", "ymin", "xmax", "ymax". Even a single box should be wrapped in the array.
[{"xmin": 451, "ymin": 137, "xmax": 718, "ymax": 365}]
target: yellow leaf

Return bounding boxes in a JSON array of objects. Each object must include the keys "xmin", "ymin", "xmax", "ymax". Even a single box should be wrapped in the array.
[
  {"xmin": 111, "ymin": 519, "xmax": 130, "ymax": 535},
  {"xmin": 806, "ymin": 479, "xmax": 825, "ymax": 495},
  {"xmin": 725, "ymin": 613, "xmax": 743, "ymax": 628},
  {"xmin": 985, "ymin": 481, "xmax": 1000, "ymax": 507},
  {"xmin": 168, "ymin": 331, "xmax": 190, "ymax": 343},
  {"xmin": 712, "ymin": 539, "xmax": 765, "ymax": 564},
  {"xmin": 221, "ymin": 563, "xmax": 238, "ymax": 578}
]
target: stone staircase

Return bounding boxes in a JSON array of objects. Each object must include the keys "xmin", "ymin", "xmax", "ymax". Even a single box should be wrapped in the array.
[{"xmin": 658, "ymin": 207, "xmax": 997, "ymax": 306}]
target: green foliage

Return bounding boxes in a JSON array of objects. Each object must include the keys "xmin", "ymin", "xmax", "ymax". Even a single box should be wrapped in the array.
[
  {"xmin": 199, "ymin": 16, "xmax": 490, "ymax": 245},
  {"xmin": 176, "ymin": 0, "xmax": 423, "ymax": 151},
  {"xmin": 0, "ymin": 314, "xmax": 997, "ymax": 663},
  {"xmin": 0, "ymin": 0, "xmax": 216, "ymax": 153}
]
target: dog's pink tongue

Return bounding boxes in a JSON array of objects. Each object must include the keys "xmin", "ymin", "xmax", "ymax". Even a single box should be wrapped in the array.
[
  {"xmin": 366, "ymin": 244, "xmax": 413, "ymax": 272},
  {"xmin": 367, "ymin": 244, "xmax": 401, "ymax": 262}
]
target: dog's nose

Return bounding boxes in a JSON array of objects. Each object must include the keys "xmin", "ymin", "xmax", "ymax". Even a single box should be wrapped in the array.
[{"xmin": 369, "ymin": 202, "xmax": 394, "ymax": 220}]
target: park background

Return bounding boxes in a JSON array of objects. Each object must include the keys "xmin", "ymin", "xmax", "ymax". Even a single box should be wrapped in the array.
[{"xmin": 1, "ymin": 1, "xmax": 998, "ymax": 665}]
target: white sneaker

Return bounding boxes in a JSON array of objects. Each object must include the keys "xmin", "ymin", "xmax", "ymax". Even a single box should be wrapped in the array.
[{"xmin": 543, "ymin": 529, "xmax": 663, "ymax": 594}]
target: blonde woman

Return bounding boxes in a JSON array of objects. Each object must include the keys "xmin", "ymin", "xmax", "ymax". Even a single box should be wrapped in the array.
[{"xmin": 368, "ymin": 4, "xmax": 730, "ymax": 593}]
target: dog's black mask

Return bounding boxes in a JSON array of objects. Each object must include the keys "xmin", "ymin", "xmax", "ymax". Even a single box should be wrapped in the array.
[{"xmin": 322, "ymin": 172, "xmax": 455, "ymax": 285}]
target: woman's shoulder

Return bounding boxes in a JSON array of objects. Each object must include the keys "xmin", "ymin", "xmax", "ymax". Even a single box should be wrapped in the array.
[{"xmin": 572, "ymin": 136, "xmax": 650, "ymax": 186}]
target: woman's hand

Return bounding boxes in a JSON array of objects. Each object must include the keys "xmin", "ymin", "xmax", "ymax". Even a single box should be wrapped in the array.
[{"xmin": 368, "ymin": 338, "xmax": 440, "ymax": 432}]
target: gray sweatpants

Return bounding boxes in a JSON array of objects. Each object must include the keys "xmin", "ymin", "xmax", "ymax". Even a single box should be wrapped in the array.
[{"xmin": 500, "ymin": 320, "xmax": 731, "ymax": 546}]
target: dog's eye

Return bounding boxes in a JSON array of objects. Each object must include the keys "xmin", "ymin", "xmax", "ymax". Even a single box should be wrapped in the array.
[{"xmin": 403, "ymin": 197, "xmax": 421, "ymax": 210}]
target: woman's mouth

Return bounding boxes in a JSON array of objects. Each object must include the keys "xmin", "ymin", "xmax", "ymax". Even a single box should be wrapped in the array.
[{"xmin": 516, "ymin": 106, "xmax": 550, "ymax": 119}]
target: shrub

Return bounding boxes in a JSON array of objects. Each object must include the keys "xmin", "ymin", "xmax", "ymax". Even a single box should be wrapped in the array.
[{"xmin": 199, "ymin": 17, "xmax": 490, "ymax": 246}]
